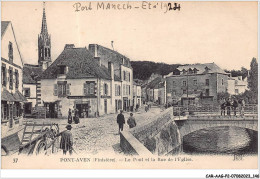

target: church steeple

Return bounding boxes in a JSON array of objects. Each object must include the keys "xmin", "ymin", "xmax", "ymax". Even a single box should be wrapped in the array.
[
  {"xmin": 41, "ymin": 2, "xmax": 48, "ymax": 35},
  {"xmin": 38, "ymin": 1, "xmax": 51, "ymax": 70}
]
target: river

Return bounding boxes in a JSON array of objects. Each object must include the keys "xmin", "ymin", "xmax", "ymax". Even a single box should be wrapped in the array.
[{"xmin": 181, "ymin": 126, "xmax": 258, "ymax": 155}]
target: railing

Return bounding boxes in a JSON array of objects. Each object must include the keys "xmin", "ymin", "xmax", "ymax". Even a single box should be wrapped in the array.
[{"xmin": 173, "ymin": 104, "xmax": 258, "ymax": 118}]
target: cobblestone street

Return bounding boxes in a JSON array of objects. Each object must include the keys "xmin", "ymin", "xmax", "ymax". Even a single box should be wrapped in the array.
[{"xmin": 26, "ymin": 106, "xmax": 162, "ymax": 155}]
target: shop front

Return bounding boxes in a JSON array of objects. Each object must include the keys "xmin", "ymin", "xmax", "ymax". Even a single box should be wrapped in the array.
[{"xmin": 1, "ymin": 89, "xmax": 26, "ymax": 129}]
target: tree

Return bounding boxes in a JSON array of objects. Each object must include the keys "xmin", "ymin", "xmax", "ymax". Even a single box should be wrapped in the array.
[
  {"xmin": 248, "ymin": 58, "xmax": 258, "ymax": 93},
  {"xmin": 247, "ymin": 57, "xmax": 258, "ymax": 103}
]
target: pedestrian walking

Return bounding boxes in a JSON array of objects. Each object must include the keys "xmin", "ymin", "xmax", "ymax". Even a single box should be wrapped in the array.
[
  {"xmin": 233, "ymin": 98, "xmax": 238, "ymax": 116},
  {"xmin": 220, "ymin": 99, "xmax": 226, "ymax": 116},
  {"xmin": 59, "ymin": 125, "xmax": 73, "ymax": 155},
  {"xmin": 117, "ymin": 110, "xmax": 125, "ymax": 133},
  {"xmin": 226, "ymin": 98, "xmax": 231, "ymax": 116},
  {"xmin": 127, "ymin": 113, "xmax": 137, "ymax": 129},
  {"xmin": 145, "ymin": 103, "xmax": 148, "ymax": 112},
  {"xmin": 74, "ymin": 108, "xmax": 80, "ymax": 124},
  {"xmin": 68, "ymin": 108, "xmax": 72, "ymax": 124}
]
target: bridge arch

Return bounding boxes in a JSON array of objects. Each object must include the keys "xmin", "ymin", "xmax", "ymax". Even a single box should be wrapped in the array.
[{"xmin": 175, "ymin": 119, "xmax": 258, "ymax": 139}]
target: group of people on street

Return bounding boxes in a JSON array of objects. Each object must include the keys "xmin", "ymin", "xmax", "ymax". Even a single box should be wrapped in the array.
[
  {"xmin": 220, "ymin": 97, "xmax": 245, "ymax": 117},
  {"xmin": 117, "ymin": 110, "xmax": 137, "ymax": 134},
  {"xmin": 68, "ymin": 108, "xmax": 80, "ymax": 124}
]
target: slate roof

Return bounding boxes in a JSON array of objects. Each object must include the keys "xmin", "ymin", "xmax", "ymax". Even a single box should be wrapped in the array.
[
  {"xmin": 41, "ymin": 47, "xmax": 112, "ymax": 80},
  {"xmin": 1, "ymin": 21, "xmax": 10, "ymax": 37},
  {"xmin": 147, "ymin": 76, "xmax": 164, "ymax": 89},
  {"xmin": 177, "ymin": 63, "xmax": 227, "ymax": 75},
  {"xmin": 23, "ymin": 64, "xmax": 43, "ymax": 84},
  {"xmin": 89, "ymin": 44, "xmax": 132, "ymax": 69}
]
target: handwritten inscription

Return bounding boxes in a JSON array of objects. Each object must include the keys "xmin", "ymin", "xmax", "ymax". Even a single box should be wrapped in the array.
[{"xmin": 73, "ymin": 1, "xmax": 181, "ymax": 13}]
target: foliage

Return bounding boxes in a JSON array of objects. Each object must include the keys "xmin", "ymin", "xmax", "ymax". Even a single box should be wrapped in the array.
[
  {"xmin": 224, "ymin": 67, "xmax": 248, "ymax": 79},
  {"xmin": 248, "ymin": 58, "xmax": 258, "ymax": 94},
  {"xmin": 144, "ymin": 137, "xmax": 156, "ymax": 153},
  {"xmin": 131, "ymin": 61, "xmax": 181, "ymax": 80},
  {"xmin": 217, "ymin": 92, "xmax": 230, "ymax": 101}
]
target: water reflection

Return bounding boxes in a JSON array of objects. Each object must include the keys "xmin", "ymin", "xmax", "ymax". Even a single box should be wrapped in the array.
[{"xmin": 182, "ymin": 126, "xmax": 258, "ymax": 155}]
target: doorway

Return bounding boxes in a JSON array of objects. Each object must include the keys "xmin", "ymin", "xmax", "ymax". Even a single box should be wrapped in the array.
[
  {"xmin": 24, "ymin": 102, "xmax": 32, "ymax": 114},
  {"xmin": 76, "ymin": 103, "xmax": 89, "ymax": 118}
]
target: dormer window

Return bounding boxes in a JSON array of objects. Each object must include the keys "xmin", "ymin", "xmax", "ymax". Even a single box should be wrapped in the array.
[
  {"xmin": 205, "ymin": 66, "xmax": 210, "ymax": 71},
  {"xmin": 59, "ymin": 65, "xmax": 68, "ymax": 75},
  {"xmin": 188, "ymin": 68, "xmax": 193, "ymax": 74},
  {"xmin": 182, "ymin": 69, "xmax": 186, "ymax": 74},
  {"xmin": 193, "ymin": 68, "xmax": 198, "ymax": 74}
]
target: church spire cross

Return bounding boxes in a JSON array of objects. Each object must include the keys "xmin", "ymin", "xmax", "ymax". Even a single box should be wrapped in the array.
[{"xmin": 41, "ymin": 2, "xmax": 48, "ymax": 35}]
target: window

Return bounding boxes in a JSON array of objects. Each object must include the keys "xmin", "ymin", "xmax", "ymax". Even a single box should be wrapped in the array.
[
  {"xmin": 205, "ymin": 79, "xmax": 209, "ymax": 86},
  {"xmin": 2, "ymin": 64, "xmax": 7, "ymax": 87},
  {"xmin": 235, "ymin": 89, "xmax": 239, "ymax": 94},
  {"xmin": 183, "ymin": 90, "xmax": 187, "ymax": 94},
  {"xmin": 193, "ymin": 79, "xmax": 197, "ymax": 85},
  {"xmin": 115, "ymin": 85, "xmax": 121, "ymax": 96},
  {"xmin": 118, "ymin": 85, "xmax": 121, "ymax": 96},
  {"xmin": 84, "ymin": 82, "xmax": 95, "ymax": 95},
  {"xmin": 123, "ymin": 71, "xmax": 126, "ymax": 81},
  {"xmin": 128, "ymin": 72, "xmax": 131, "ymax": 82},
  {"xmin": 129, "ymin": 85, "xmax": 131, "ymax": 95},
  {"xmin": 104, "ymin": 83, "xmax": 108, "ymax": 95},
  {"xmin": 24, "ymin": 88, "xmax": 30, "ymax": 97},
  {"xmin": 183, "ymin": 81, "xmax": 187, "ymax": 86},
  {"xmin": 235, "ymin": 80, "xmax": 238, "ymax": 85},
  {"xmin": 15, "ymin": 70, "xmax": 19, "ymax": 89},
  {"xmin": 205, "ymin": 89, "xmax": 209, "ymax": 96},
  {"xmin": 222, "ymin": 79, "xmax": 224, "ymax": 86},
  {"xmin": 54, "ymin": 81, "xmax": 69, "ymax": 97},
  {"xmin": 45, "ymin": 48, "xmax": 47, "ymax": 57},
  {"xmin": 9, "ymin": 67, "xmax": 13, "ymax": 90},
  {"xmin": 8, "ymin": 42, "xmax": 13, "ymax": 62},
  {"xmin": 48, "ymin": 48, "xmax": 50, "ymax": 57}
]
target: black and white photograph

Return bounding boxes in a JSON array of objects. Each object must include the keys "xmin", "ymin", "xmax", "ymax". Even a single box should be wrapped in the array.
[{"xmin": 0, "ymin": 0, "xmax": 258, "ymax": 173}]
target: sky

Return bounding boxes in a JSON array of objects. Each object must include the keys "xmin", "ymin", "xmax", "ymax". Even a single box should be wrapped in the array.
[{"xmin": 1, "ymin": 1, "xmax": 258, "ymax": 70}]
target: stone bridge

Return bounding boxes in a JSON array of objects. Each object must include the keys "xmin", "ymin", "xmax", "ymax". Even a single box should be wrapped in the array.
[{"xmin": 175, "ymin": 118, "xmax": 258, "ymax": 139}]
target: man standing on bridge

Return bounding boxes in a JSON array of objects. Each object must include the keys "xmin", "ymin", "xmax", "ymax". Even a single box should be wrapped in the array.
[{"xmin": 117, "ymin": 110, "xmax": 125, "ymax": 134}]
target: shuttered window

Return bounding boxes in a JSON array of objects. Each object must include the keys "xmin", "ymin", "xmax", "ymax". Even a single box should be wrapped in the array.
[
  {"xmin": 84, "ymin": 82, "xmax": 95, "ymax": 95},
  {"xmin": 54, "ymin": 84, "xmax": 58, "ymax": 96}
]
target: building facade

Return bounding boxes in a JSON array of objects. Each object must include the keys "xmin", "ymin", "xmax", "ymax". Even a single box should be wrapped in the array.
[
  {"xmin": 40, "ymin": 45, "xmax": 114, "ymax": 118},
  {"xmin": 88, "ymin": 44, "xmax": 134, "ymax": 112},
  {"xmin": 227, "ymin": 76, "xmax": 248, "ymax": 95},
  {"xmin": 23, "ymin": 64, "xmax": 42, "ymax": 116},
  {"xmin": 1, "ymin": 21, "xmax": 26, "ymax": 131},
  {"xmin": 166, "ymin": 63, "xmax": 229, "ymax": 106},
  {"xmin": 133, "ymin": 83, "xmax": 142, "ymax": 109}
]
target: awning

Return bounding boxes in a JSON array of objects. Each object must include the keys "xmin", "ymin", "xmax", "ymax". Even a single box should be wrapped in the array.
[
  {"xmin": 1, "ymin": 89, "xmax": 27, "ymax": 102},
  {"xmin": 13, "ymin": 90, "xmax": 27, "ymax": 102},
  {"xmin": 1, "ymin": 89, "xmax": 16, "ymax": 102}
]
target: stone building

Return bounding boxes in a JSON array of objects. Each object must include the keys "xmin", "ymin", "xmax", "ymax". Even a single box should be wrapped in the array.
[
  {"xmin": 22, "ymin": 64, "xmax": 42, "ymax": 116},
  {"xmin": 88, "ymin": 44, "xmax": 134, "ymax": 112},
  {"xmin": 165, "ymin": 63, "xmax": 229, "ymax": 106},
  {"xmin": 40, "ymin": 44, "xmax": 117, "ymax": 118},
  {"xmin": 133, "ymin": 82, "xmax": 142, "ymax": 109},
  {"xmin": 227, "ymin": 76, "xmax": 248, "ymax": 95},
  {"xmin": 1, "ymin": 21, "xmax": 26, "ymax": 131}
]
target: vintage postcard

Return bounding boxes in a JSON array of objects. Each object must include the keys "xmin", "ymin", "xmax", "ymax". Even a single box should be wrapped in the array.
[{"xmin": 1, "ymin": 1, "xmax": 259, "ymax": 171}]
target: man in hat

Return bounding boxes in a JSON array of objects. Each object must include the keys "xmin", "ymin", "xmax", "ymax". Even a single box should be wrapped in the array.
[
  {"xmin": 60, "ymin": 125, "xmax": 73, "ymax": 155},
  {"xmin": 117, "ymin": 110, "xmax": 125, "ymax": 134},
  {"xmin": 127, "ymin": 113, "xmax": 137, "ymax": 129}
]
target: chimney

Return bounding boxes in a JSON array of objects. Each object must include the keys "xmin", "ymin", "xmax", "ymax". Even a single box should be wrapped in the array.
[
  {"xmin": 108, "ymin": 61, "xmax": 114, "ymax": 80},
  {"xmin": 64, "ymin": 44, "xmax": 75, "ymax": 50},
  {"xmin": 95, "ymin": 57, "xmax": 101, "ymax": 66}
]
